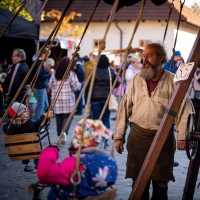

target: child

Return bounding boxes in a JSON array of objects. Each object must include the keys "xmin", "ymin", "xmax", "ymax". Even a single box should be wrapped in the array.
[
  {"xmin": 36, "ymin": 119, "xmax": 118, "ymax": 199},
  {"xmin": 27, "ymin": 87, "xmax": 38, "ymax": 118},
  {"xmin": 3, "ymin": 102, "xmax": 53, "ymax": 172}
]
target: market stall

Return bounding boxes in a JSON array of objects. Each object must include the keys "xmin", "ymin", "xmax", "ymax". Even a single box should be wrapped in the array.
[{"xmin": 0, "ymin": 7, "xmax": 39, "ymax": 74}]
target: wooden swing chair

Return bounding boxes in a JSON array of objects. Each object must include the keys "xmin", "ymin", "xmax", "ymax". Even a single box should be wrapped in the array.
[
  {"xmin": 2, "ymin": 45, "xmax": 54, "ymax": 161},
  {"xmin": 4, "ymin": 120, "xmax": 51, "ymax": 161},
  {"xmin": 0, "ymin": 0, "xmax": 183, "ymax": 199}
]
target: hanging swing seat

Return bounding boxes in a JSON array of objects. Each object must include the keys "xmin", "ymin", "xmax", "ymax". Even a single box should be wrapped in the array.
[{"xmin": 4, "ymin": 126, "xmax": 51, "ymax": 161}]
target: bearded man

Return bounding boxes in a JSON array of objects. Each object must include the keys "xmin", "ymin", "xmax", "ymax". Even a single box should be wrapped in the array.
[{"xmin": 114, "ymin": 42, "xmax": 194, "ymax": 200}]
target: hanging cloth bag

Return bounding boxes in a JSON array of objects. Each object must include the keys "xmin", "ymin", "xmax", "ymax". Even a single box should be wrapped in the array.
[{"xmin": 108, "ymin": 67, "xmax": 118, "ymax": 112}]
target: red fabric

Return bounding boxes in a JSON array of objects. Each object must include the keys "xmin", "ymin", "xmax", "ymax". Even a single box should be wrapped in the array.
[
  {"xmin": 68, "ymin": 40, "xmax": 74, "ymax": 50},
  {"xmin": 146, "ymin": 79, "xmax": 159, "ymax": 96},
  {"xmin": 37, "ymin": 147, "xmax": 84, "ymax": 185},
  {"xmin": 8, "ymin": 108, "xmax": 17, "ymax": 117}
]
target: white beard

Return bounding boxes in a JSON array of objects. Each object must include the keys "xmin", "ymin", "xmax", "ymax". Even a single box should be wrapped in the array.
[{"xmin": 140, "ymin": 65, "xmax": 158, "ymax": 80}]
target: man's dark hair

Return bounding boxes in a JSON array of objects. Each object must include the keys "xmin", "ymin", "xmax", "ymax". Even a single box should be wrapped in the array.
[
  {"xmin": 97, "ymin": 54, "xmax": 109, "ymax": 68},
  {"xmin": 55, "ymin": 56, "xmax": 70, "ymax": 80},
  {"xmin": 146, "ymin": 42, "xmax": 168, "ymax": 64}
]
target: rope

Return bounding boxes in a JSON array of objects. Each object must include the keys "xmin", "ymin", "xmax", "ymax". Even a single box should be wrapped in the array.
[
  {"xmin": 162, "ymin": 0, "xmax": 175, "ymax": 44},
  {"xmin": 49, "ymin": 0, "xmax": 102, "ymax": 145},
  {"xmin": 170, "ymin": 0, "xmax": 185, "ymax": 73},
  {"xmin": 68, "ymin": 0, "xmax": 120, "ymax": 196},
  {"xmin": 37, "ymin": 0, "xmax": 49, "ymax": 17},
  {"xmin": 29, "ymin": 18, "xmax": 66, "ymax": 131},
  {"xmin": 85, "ymin": 0, "xmax": 120, "ymax": 117},
  {"xmin": 27, "ymin": 3, "xmax": 69, "ymax": 107},
  {"xmin": 45, "ymin": 0, "xmax": 101, "ymax": 135},
  {"xmin": 94, "ymin": 0, "xmax": 146, "ymax": 157},
  {"xmin": 28, "ymin": 0, "xmax": 74, "ymax": 107},
  {"xmin": 0, "ymin": 0, "xmax": 29, "ymax": 38},
  {"xmin": 99, "ymin": 0, "xmax": 146, "ymax": 122},
  {"xmin": 54, "ymin": 0, "xmax": 101, "ymax": 140},
  {"xmin": 0, "ymin": 0, "xmax": 74, "ymax": 127},
  {"xmin": 55, "ymin": 71, "xmax": 93, "ymax": 146},
  {"xmin": 47, "ymin": 0, "xmax": 100, "ymax": 114}
]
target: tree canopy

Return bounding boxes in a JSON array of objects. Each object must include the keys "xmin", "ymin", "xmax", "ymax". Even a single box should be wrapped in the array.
[
  {"xmin": 191, "ymin": 2, "xmax": 200, "ymax": 14},
  {"xmin": 0, "ymin": 0, "xmax": 33, "ymax": 22},
  {"xmin": 40, "ymin": 9, "xmax": 90, "ymax": 39}
]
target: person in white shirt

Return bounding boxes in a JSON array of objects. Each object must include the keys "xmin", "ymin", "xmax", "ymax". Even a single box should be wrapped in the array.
[{"xmin": 125, "ymin": 56, "xmax": 142, "ymax": 92}]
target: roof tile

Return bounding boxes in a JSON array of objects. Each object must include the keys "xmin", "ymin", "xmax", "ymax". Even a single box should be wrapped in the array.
[{"xmin": 43, "ymin": 0, "xmax": 200, "ymax": 27}]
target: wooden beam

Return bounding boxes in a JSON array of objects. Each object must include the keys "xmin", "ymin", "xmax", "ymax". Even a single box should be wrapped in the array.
[{"xmin": 129, "ymin": 29, "xmax": 200, "ymax": 200}]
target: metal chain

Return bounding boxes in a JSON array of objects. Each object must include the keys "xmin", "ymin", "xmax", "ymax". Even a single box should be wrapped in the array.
[
  {"xmin": 170, "ymin": 0, "xmax": 185, "ymax": 73},
  {"xmin": 163, "ymin": 0, "xmax": 175, "ymax": 44}
]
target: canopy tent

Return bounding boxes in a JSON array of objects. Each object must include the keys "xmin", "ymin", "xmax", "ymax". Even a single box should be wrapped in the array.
[
  {"xmin": 0, "ymin": 7, "xmax": 39, "ymax": 40},
  {"xmin": 19, "ymin": 0, "xmax": 42, "ymax": 25},
  {"xmin": 0, "ymin": 7, "xmax": 40, "ymax": 72},
  {"xmin": 39, "ymin": 37, "xmax": 68, "ymax": 65}
]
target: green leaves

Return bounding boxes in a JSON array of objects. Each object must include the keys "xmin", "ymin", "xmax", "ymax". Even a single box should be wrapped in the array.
[{"xmin": 0, "ymin": 0, "xmax": 34, "ymax": 22}]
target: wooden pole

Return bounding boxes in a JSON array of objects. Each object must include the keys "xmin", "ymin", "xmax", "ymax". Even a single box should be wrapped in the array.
[{"xmin": 129, "ymin": 29, "xmax": 200, "ymax": 200}]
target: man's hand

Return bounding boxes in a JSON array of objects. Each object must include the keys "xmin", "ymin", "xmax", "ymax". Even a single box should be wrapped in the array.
[
  {"xmin": 115, "ymin": 139, "xmax": 124, "ymax": 154},
  {"xmin": 177, "ymin": 140, "xmax": 186, "ymax": 150}
]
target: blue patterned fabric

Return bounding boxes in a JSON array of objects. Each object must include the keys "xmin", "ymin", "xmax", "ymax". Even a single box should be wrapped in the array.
[{"xmin": 47, "ymin": 152, "xmax": 118, "ymax": 200}]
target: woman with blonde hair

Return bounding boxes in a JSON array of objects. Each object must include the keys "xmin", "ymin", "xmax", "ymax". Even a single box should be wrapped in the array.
[{"xmin": 125, "ymin": 56, "xmax": 142, "ymax": 92}]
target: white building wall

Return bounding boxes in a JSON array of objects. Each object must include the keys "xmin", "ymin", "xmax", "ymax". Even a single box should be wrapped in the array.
[
  {"xmin": 174, "ymin": 23, "xmax": 198, "ymax": 62},
  {"xmin": 40, "ymin": 21, "xmax": 199, "ymax": 62},
  {"xmin": 72, "ymin": 21, "xmax": 173, "ymax": 57}
]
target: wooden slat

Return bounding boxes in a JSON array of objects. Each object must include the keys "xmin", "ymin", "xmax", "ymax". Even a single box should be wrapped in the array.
[
  {"xmin": 10, "ymin": 154, "xmax": 39, "ymax": 161},
  {"xmin": 5, "ymin": 132, "xmax": 41, "ymax": 161},
  {"xmin": 4, "ymin": 132, "xmax": 37, "ymax": 144},
  {"xmin": 7, "ymin": 143, "xmax": 40, "ymax": 154}
]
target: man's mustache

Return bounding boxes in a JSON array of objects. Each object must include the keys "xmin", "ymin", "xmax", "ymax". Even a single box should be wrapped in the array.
[{"xmin": 143, "ymin": 61, "xmax": 154, "ymax": 67}]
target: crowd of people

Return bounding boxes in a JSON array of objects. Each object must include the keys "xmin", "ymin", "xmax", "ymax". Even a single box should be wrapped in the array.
[{"xmin": 0, "ymin": 42, "xmax": 199, "ymax": 199}]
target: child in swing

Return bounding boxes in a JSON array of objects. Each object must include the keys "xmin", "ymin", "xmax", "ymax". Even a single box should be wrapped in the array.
[
  {"xmin": 36, "ymin": 119, "xmax": 118, "ymax": 200},
  {"xmin": 3, "ymin": 102, "xmax": 53, "ymax": 172}
]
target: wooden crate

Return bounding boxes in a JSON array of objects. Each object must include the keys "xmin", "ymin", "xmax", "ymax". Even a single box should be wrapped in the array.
[{"xmin": 5, "ymin": 132, "xmax": 41, "ymax": 161}]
